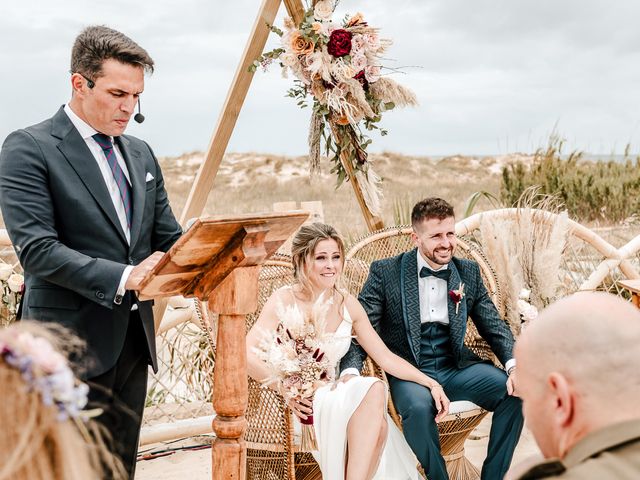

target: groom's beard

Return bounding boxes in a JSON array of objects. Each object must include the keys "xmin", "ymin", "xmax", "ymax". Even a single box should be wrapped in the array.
[{"xmin": 424, "ymin": 246, "xmax": 454, "ymax": 266}]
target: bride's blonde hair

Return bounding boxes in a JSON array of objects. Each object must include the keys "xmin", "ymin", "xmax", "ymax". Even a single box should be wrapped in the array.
[
  {"xmin": 291, "ymin": 222, "xmax": 346, "ymax": 303},
  {"xmin": 0, "ymin": 322, "xmax": 125, "ymax": 480}
]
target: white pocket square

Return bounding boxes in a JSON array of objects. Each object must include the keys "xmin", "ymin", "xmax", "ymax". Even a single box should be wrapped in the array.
[{"xmin": 145, "ymin": 172, "xmax": 154, "ymax": 182}]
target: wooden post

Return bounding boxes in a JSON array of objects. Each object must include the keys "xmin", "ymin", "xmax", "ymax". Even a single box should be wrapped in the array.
[
  {"xmin": 179, "ymin": 0, "xmax": 283, "ymax": 224},
  {"xmin": 283, "ymin": 0, "xmax": 306, "ymax": 23},
  {"xmin": 208, "ymin": 266, "xmax": 260, "ymax": 480}
]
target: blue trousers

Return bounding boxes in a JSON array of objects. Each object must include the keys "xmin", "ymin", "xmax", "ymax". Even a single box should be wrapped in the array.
[{"xmin": 389, "ymin": 362, "xmax": 523, "ymax": 480}]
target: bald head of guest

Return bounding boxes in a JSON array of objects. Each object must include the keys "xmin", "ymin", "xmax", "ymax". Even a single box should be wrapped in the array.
[{"xmin": 515, "ymin": 292, "xmax": 640, "ymax": 460}]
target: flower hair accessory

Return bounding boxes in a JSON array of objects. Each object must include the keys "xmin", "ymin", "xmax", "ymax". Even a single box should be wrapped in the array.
[
  {"xmin": 448, "ymin": 282, "xmax": 465, "ymax": 315},
  {"xmin": 0, "ymin": 330, "xmax": 90, "ymax": 421}
]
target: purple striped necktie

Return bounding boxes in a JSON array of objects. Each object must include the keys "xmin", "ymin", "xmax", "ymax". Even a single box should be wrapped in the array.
[{"xmin": 92, "ymin": 133, "xmax": 132, "ymax": 230}]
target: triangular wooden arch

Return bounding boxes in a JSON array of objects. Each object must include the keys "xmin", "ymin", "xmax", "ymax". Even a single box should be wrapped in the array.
[{"xmin": 179, "ymin": 0, "xmax": 384, "ymax": 233}]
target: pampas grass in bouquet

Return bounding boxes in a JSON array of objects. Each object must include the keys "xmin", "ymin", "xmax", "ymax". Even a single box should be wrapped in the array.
[{"xmin": 252, "ymin": 295, "xmax": 342, "ymax": 451}]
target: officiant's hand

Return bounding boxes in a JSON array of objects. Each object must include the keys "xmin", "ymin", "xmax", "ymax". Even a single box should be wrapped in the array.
[
  {"xmin": 288, "ymin": 396, "xmax": 313, "ymax": 421},
  {"xmin": 430, "ymin": 384, "xmax": 450, "ymax": 422},
  {"xmin": 125, "ymin": 251, "xmax": 165, "ymax": 292}
]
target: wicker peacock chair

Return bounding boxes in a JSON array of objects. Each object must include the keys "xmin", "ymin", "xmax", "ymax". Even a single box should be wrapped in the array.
[{"xmin": 344, "ymin": 225, "xmax": 507, "ymax": 480}]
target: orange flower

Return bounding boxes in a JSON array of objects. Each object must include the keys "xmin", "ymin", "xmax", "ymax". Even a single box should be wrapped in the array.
[
  {"xmin": 346, "ymin": 12, "xmax": 365, "ymax": 27},
  {"xmin": 333, "ymin": 114, "xmax": 351, "ymax": 126},
  {"xmin": 289, "ymin": 30, "xmax": 315, "ymax": 55}
]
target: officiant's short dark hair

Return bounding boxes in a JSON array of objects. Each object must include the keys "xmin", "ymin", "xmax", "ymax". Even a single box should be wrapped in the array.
[
  {"xmin": 70, "ymin": 25, "xmax": 154, "ymax": 80},
  {"xmin": 411, "ymin": 197, "xmax": 454, "ymax": 227}
]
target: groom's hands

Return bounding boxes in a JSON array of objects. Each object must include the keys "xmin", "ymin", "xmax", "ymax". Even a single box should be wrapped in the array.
[
  {"xmin": 506, "ymin": 368, "xmax": 519, "ymax": 397},
  {"xmin": 430, "ymin": 384, "xmax": 450, "ymax": 422}
]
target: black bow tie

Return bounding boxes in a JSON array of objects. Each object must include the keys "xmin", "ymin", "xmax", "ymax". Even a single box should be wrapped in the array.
[{"xmin": 420, "ymin": 266, "xmax": 450, "ymax": 281}]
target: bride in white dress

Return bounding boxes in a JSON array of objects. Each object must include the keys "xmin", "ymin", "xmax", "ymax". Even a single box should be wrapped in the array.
[{"xmin": 247, "ymin": 223, "xmax": 450, "ymax": 480}]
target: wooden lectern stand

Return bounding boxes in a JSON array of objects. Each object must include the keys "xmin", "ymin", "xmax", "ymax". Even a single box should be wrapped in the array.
[{"xmin": 139, "ymin": 211, "xmax": 308, "ymax": 480}]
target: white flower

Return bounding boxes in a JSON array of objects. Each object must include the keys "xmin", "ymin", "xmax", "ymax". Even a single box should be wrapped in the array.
[
  {"xmin": 517, "ymin": 299, "xmax": 538, "ymax": 323},
  {"xmin": 7, "ymin": 273, "xmax": 23, "ymax": 293},
  {"xmin": 325, "ymin": 22, "xmax": 339, "ymax": 36},
  {"xmin": 313, "ymin": 0, "xmax": 334, "ymax": 21},
  {"xmin": 351, "ymin": 53, "xmax": 368, "ymax": 71},
  {"xmin": 330, "ymin": 58, "xmax": 356, "ymax": 82},
  {"xmin": 0, "ymin": 263, "xmax": 13, "ymax": 281},
  {"xmin": 518, "ymin": 288, "xmax": 531, "ymax": 300},
  {"xmin": 280, "ymin": 52, "xmax": 298, "ymax": 68},
  {"xmin": 306, "ymin": 49, "xmax": 333, "ymax": 82},
  {"xmin": 364, "ymin": 65, "xmax": 381, "ymax": 83}
]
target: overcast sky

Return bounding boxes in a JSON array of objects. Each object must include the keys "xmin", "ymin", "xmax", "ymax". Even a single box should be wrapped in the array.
[{"xmin": 2, "ymin": 0, "xmax": 640, "ymax": 157}]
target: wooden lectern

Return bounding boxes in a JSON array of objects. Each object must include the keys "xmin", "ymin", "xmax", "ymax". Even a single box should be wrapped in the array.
[{"xmin": 138, "ymin": 211, "xmax": 308, "ymax": 480}]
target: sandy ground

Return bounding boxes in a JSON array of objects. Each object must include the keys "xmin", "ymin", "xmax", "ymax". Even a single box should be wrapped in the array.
[{"xmin": 135, "ymin": 414, "xmax": 540, "ymax": 479}]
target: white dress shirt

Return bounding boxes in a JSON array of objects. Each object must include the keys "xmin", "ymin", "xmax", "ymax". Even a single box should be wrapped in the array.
[
  {"xmin": 417, "ymin": 250, "xmax": 449, "ymax": 324},
  {"xmin": 63, "ymin": 104, "xmax": 134, "ymax": 303}
]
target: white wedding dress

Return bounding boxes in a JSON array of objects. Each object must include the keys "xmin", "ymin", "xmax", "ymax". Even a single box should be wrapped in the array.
[{"xmin": 301, "ymin": 305, "xmax": 421, "ymax": 480}]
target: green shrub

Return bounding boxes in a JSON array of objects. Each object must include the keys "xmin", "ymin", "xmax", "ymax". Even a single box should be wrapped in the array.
[{"xmin": 501, "ymin": 136, "xmax": 640, "ymax": 223}]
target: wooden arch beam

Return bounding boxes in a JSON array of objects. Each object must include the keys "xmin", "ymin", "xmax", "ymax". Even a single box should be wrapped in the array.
[{"xmin": 179, "ymin": 0, "xmax": 305, "ymax": 224}]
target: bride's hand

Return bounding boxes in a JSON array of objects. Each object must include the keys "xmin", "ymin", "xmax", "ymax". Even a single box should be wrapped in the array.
[
  {"xmin": 287, "ymin": 396, "xmax": 313, "ymax": 420},
  {"xmin": 430, "ymin": 384, "xmax": 450, "ymax": 422},
  {"xmin": 331, "ymin": 373, "xmax": 356, "ymax": 390}
]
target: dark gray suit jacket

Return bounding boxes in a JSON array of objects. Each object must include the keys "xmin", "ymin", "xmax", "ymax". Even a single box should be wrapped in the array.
[
  {"xmin": 340, "ymin": 248, "xmax": 514, "ymax": 373},
  {"xmin": 0, "ymin": 106, "xmax": 182, "ymax": 378}
]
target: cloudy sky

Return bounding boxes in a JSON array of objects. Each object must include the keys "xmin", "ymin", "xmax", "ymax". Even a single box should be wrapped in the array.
[{"xmin": 1, "ymin": 0, "xmax": 639, "ymax": 158}]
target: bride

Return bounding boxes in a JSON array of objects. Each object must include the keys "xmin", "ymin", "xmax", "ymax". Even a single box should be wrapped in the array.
[{"xmin": 246, "ymin": 223, "xmax": 450, "ymax": 480}]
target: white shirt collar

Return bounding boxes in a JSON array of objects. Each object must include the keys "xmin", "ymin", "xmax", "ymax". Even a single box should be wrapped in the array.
[
  {"xmin": 63, "ymin": 103, "xmax": 108, "ymax": 141},
  {"xmin": 416, "ymin": 249, "xmax": 448, "ymax": 273}
]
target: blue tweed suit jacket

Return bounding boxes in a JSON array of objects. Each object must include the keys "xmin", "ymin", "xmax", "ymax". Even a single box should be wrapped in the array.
[{"xmin": 340, "ymin": 248, "xmax": 514, "ymax": 373}]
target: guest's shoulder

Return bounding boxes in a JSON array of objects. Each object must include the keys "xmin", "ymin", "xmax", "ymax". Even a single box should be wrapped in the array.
[{"xmin": 511, "ymin": 458, "xmax": 566, "ymax": 479}]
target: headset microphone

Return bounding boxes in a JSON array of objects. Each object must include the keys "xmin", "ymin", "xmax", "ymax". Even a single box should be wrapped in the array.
[{"xmin": 134, "ymin": 97, "xmax": 145, "ymax": 124}]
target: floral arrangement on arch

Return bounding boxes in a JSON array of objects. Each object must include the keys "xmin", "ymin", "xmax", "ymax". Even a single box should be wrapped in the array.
[
  {"xmin": 252, "ymin": 0, "xmax": 418, "ymax": 216},
  {"xmin": 0, "ymin": 261, "xmax": 24, "ymax": 326}
]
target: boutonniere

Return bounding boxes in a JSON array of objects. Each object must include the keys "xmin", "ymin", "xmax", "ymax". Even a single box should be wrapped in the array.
[{"xmin": 448, "ymin": 282, "xmax": 465, "ymax": 314}]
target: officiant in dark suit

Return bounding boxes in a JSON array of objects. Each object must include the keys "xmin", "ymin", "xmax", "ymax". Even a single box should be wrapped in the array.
[
  {"xmin": 0, "ymin": 25, "xmax": 182, "ymax": 478},
  {"xmin": 340, "ymin": 197, "xmax": 523, "ymax": 480}
]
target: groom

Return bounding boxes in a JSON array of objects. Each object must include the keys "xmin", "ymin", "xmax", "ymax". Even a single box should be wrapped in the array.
[{"xmin": 340, "ymin": 197, "xmax": 523, "ymax": 480}]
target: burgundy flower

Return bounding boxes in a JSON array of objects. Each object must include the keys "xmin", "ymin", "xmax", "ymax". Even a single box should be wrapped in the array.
[
  {"xmin": 448, "ymin": 290, "xmax": 462, "ymax": 303},
  {"xmin": 327, "ymin": 29, "xmax": 353, "ymax": 57},
  {"xmin": 353, "ymin": 70, "xmax": 369, "ymax": 90}
]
